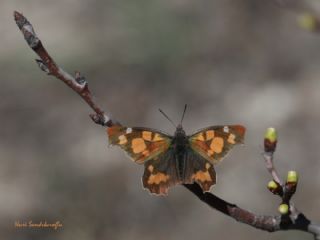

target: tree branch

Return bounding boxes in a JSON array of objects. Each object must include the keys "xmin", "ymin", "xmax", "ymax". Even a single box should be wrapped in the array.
[
  {"xmin": 183, "ymin": 183, "xmax": 281, "ymax": 232},
  {"xmin": 14, "ymin": 11, "xmax": 320, "ymax": 239},
  {"xmin": 185, "ymin": 182, "xmax": 320, "ymax": 239},
  {"xmin": 14, "ymin": 11, "xmax": 117, "ymax": 127}
]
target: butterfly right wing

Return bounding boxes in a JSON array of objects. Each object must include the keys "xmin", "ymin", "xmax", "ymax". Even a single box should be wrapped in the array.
[{"xmin": 107, "ymin": 125, "xmax": 172, "ymax": 164}]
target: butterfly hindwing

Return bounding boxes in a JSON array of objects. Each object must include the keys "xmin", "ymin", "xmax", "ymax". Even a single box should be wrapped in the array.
[
  {"xmin": 189, "ymin": 125, "xmax": 245, "ymax": 165},
  {"xmin": 107, "ymin": 125, "xmax": 172, "ymax": 164},
  {"xmin": 184, "ymin": 149, "xmax": 217, "ymax": 192},
  {"xmin": 143, "ymin": 149, "xmax": 217, "ymax": 195},
  {"xmin": 142, "ymin": 149, "xmax": 180, "ymax": 196}
]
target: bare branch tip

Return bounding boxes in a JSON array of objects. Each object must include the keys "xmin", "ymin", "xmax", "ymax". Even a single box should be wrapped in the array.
[
  {"xmin": 13, "ymin": 11, "xmax": 22, "ymax": 20},
  {"xmin": 14, "ymin": 11, "xmax": 28, "ymax": 29},
  {"xmin": 14, "ymin": 11, "xmax": 40, "ymax": 49}
]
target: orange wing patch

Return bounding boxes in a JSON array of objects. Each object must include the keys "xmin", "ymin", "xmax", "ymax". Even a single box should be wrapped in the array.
[
  {"xmin": 210, "ymin": 137, "xmax": 224, "ymax": 154},
  {"xmin": 147, "ymin": 165, "xmax": 170, "ymax": 185},
  {"xmin": 205, "ymin": 130, "xmax": 215, "ymax": 140},
  {"xmin": 131, "ymin": 138, "xmax": 147, "ymax": 153},
  {"xmin": 192, "ymin": 163, "xmax": 216, "ymax": 192},
  {"xmin": 142, "ymin": 131, "xmax": 152, "ymax": 141},
  {"xmin": 143, "ymin": 161, "xmax": 173, "ymax": 196},
  {"xmin": 227, "ymin": 133, "xmax": 236, "ymax": 144},
  {"xmin": 192, "ymin": 167, "xmax": 212, "ymax": 182},
  {"xmin": 195, "ymin": 133, "xmax": 205, "ymax": 141},
  {"xmin": 153, "ymin": 133, "xmax": 164, "ymax": 141},
  {"xmin": 118, "ymin": 135, "xmax": 128, "ymax": 145}
]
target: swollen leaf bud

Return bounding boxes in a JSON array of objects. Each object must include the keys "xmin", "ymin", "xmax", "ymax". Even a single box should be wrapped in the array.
[
  {"xmin": 265, "ymin": 128, "xmax": 277, "ymax": 142},
  {"xmin": 264, "ymin": 128, "xmax": 278, "ymax": 152},
  {"xmin": 267, "ymin": 180, "xmax": 278, "ymax": 190},
  {"xmin": 278, "ymin": 204, "xmax": 289, "ymax": 215},
  {"xmin": 267, "ymin": 180, "xmax": 282, "ymax": 195},
  {"xmin": 287, "ymin": 171, "xmax": 298, "ymax": 184}
]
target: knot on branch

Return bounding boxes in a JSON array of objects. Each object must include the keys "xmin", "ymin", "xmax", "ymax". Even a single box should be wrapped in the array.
[
  {"xmin": 75, "ymin": 71, "xmax": 87, "ymax": 86},
  {"xmin": 35, "ymin": 59, "xmax": 50, "ymax": 74}
]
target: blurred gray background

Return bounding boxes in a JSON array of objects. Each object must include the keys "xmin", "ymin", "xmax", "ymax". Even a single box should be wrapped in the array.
[{"xmin": 1, "ymin": 0, "xmax": 320, "ymax": 239}]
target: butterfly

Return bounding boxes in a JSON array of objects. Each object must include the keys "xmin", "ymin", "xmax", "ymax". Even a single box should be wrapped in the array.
[{"xmin": 107, "ymin": 105, "xmax": 245, "ymax": 196}]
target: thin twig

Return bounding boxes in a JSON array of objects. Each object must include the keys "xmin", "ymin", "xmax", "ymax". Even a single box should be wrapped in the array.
[
  {"xmin": 263, "ymin": 152, "xmax": 283, "ymax": 186},
  {"xmin": 14, "ymin": 11, "xmax": 116, "ymax": 127},
  {"xmin": 14, "ymin": 10, "xmax": 320, "ymax": 238}
]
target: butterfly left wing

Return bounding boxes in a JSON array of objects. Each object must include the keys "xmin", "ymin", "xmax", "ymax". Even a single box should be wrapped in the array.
[
  {"xmin": 107, "ymin": 125, "xmax": 172, "ymax": 164},
  {"xmin": 183, "ymin": 149, "xmax": 217, "ymax": 192},
  {"xmin": 189, "ymin": 125, "xmax": 245, "ymax": 165}
]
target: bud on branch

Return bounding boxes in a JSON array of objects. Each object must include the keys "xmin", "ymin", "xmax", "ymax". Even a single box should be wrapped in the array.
[{"xmin": 264, "ymin": 127, "xmax": 278, "ymax": 153}]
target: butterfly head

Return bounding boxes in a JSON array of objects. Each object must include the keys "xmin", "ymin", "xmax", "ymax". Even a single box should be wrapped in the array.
[{"xmin": 175, "ymin": 123, "xmax": 186, "ymax": 137}]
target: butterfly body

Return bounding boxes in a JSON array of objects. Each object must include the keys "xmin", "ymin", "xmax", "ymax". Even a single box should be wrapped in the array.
[
  {"xmin": 107, "ymin": 123, "xmax": 245, "ymax": 196},
  {"xmin": 171, "ymin": 124, "xmax": 188, "ymax": 181}
]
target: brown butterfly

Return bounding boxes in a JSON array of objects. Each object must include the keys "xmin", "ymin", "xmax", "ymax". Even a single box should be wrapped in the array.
[{"xmin": 107, "ymin": 105, "xmax": 245, "ymax": 196}]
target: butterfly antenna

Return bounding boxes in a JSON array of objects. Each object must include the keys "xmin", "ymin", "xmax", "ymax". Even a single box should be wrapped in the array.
[
  {"xmin": 180, "ymin": 104, "xmax": 187, "ymax": 125},
  {"xmin": 159, "ymin": 108, "xmax": 177, "ymax": 128}
]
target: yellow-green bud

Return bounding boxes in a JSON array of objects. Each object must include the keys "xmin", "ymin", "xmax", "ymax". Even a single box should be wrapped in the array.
[
  {"xmin": 267, "ymin": 180, "xmax": 278, "ymax": 190},
  {"xmin": 278, "ymin": 204, "xmax": 289, "ymax": 215},
  {"xmin": 298, "ymin": 13, "xmax": 317, "ymax": 31},
  {"xmin": 264, "ymin": 128, "xmax": 277, "ymax": 142},
  {"xmin": 287, "ymin": 171, "xmax": 298, "ymax": 183}
]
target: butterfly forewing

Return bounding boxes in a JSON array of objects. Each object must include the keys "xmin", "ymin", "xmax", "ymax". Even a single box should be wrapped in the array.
[
  {"xmin": 107, "ymin": 125, "xmax": 172, "ymax": 164},
  {"xmin": 189, "ymin": 125, "xmax": 245, "ymax": 165}
]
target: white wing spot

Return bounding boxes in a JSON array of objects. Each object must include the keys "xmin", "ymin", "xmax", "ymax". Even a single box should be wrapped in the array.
[
  {"xmin": 126, "ymin": 128, "xmax": 132, "ymax": 134},
  {"xmin": 223, "ymin": 126, "xmax": 229, "ymax": 133}
]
